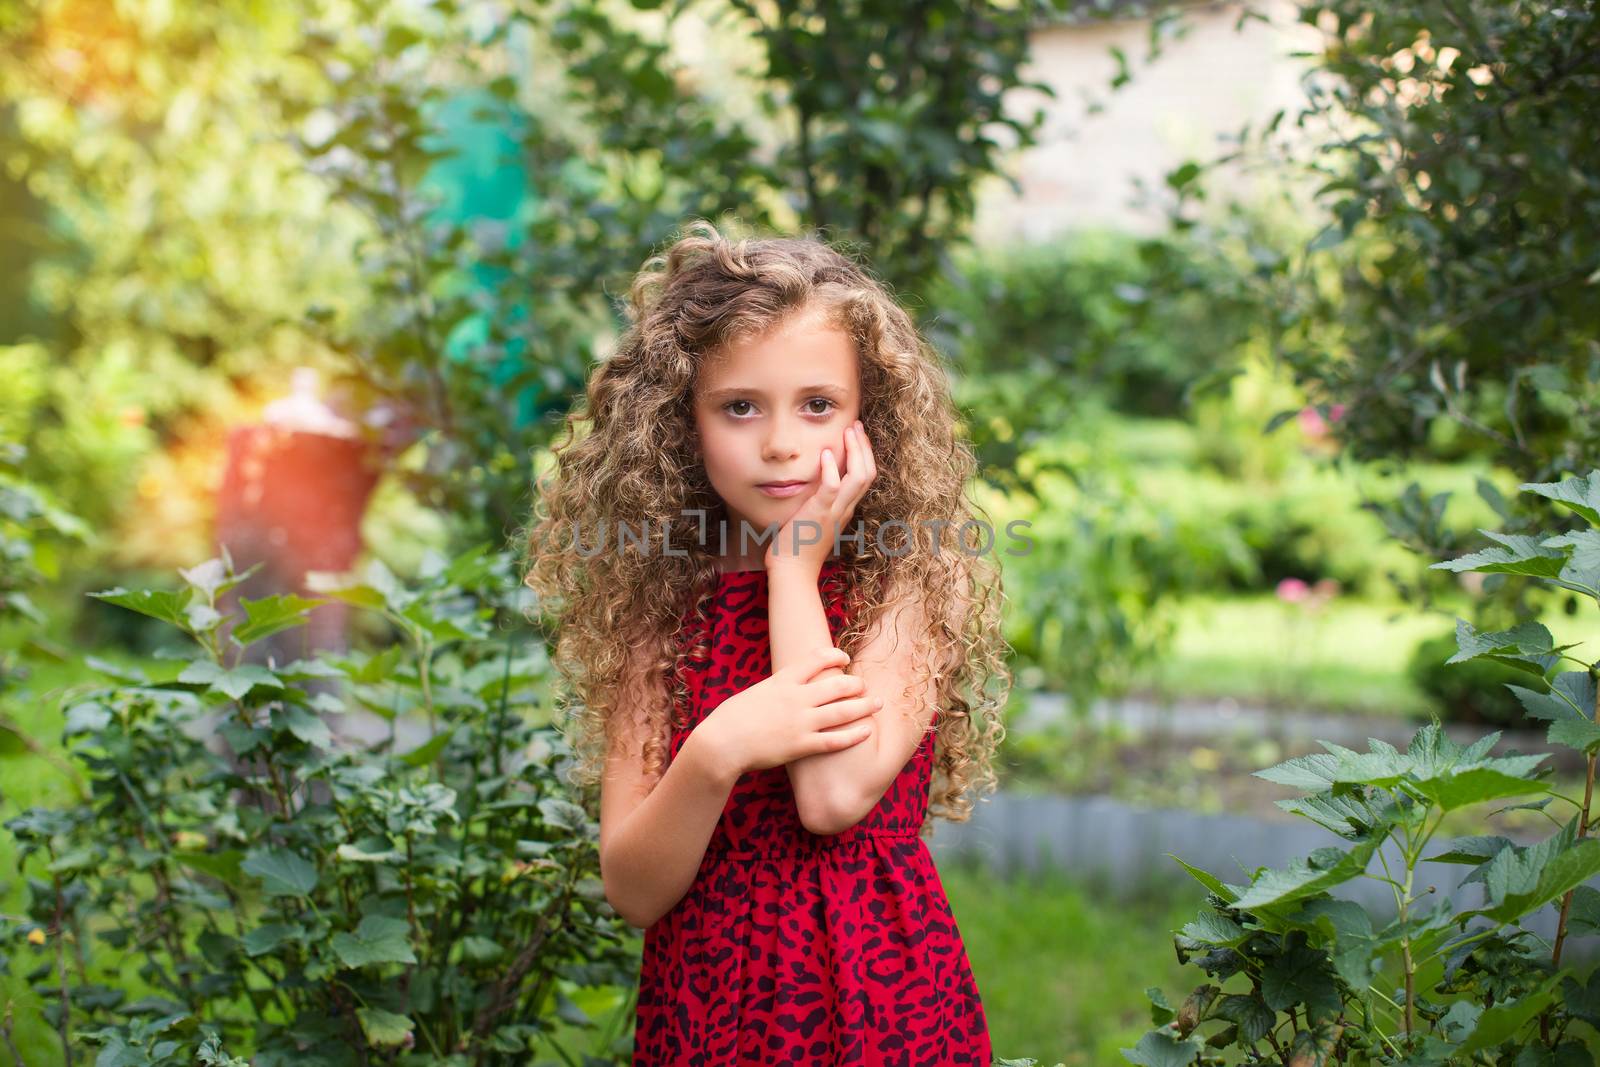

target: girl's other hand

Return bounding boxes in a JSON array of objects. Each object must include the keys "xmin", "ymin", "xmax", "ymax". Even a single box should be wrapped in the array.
[
  {"xmin": 765, "ymin": 419, "xmax": 878, "ymax": 575},
  {"xmin": 696, "ymin": 645, "xmax": 881, "ymax": 777}
]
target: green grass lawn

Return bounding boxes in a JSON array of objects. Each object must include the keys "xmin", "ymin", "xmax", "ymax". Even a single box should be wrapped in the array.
[
  {"xmin": 1135, "ymin": 593, "xmax": 1600, "ymax": 719},
  {"xmin": 941, "ymin": 857, "xmax": 1197, "ymax": 1065}
]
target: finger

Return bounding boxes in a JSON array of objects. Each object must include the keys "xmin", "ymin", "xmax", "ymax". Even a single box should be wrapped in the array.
[
  {"xmin": 815, "ymin": 696, "xmax": 882, "ymax": 726},
  {"xmin": 810, "ymin": 673, "xmax": 866, "ymax": 701},
  {"xmin": 794, "ymin": 646, "xmax": 850, "ymax": 681},
  {"xmin": 849, "ymin": 422, "xmax": 876, "ymax": 498},
  {"xmin": 816, "ymin": 721, "xmax": 873, "ymax": 752},
  {"xmin": 844, "ymin": 424, "xmax": 864, "ymax": 489},
  {"xmin": 820, "ymin": 448, "xmax": 840, "ymax": 495},
  {"xmin": 858, "ymin": 421, "xmax": 877, "ymax": 483}
]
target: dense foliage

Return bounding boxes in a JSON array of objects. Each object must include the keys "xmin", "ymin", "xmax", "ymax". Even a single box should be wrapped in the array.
[
  {"xmin": 0, "ymin": 442, "xmax": 87, "ymax": 772},
  {"xmin": 0, "ymin": 0, "xmax": 1096, "ymax": 559},
  {"xmin": 2, "ymin": 547, "xmax": 638, "ymax": 1065},
  {"xmin": 1123, "ymin": 474, "xmax": 1600, "ymax": 1064},
  {"xmin": 1151, "ymin": 0, "xmax": 1600, "ymax": 625}
]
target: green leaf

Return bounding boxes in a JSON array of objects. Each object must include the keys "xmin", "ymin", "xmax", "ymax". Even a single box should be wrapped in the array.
[
  {"xmin": 1119, "ymin": 1028, "xmax": 1205, "ymax": 1066},
  {"xmin": 1410, "ymin": 762, "xmax": 1551, "ymax": 812},
  {"xmin": 1431, "ymin": 534, "xmax": 1568, "ymax": 582},
  {"xmin": 278, "ymin": 658, "xmax": 345, "ymax": 681},
  {"xmin": 1522, "ymin": 473, "xmax": 1600, "ymax": 527},
  {"xmin": 1443, "ymin": 618, "xmax": 1567, "ymax": 675},
  {"xmin": 1179, "ymin": 909, "xmax": 1244, "ymax": 946},
  {"xmin": 1433, "ymin": 534, "xmax": 1568, "ymax": 585},
  {"xmin": 341, "ymin": 644, "xmax": 405, "ymax": 685},
  {"xmin": 399, "ymin": 728, "xmax": 453, "ymax": 767},
  {"xmin": 1144, "ymin": 987, "xmax": 1175, "ymax": 1027},
  {"xmin": 1427, "ymin": 835, "xmax": 1516, "ymax": 865},
  {"xmin": 538, "ymin": 796, "xmax": 588, "ymax": 831},
  {"xmin": 234, "ymin": 594, "xmax": 323, "ymax": 646},
  {"xmin": 1288, "ymin": 896, "xmax": 1373, "ymax": 941},
  {"xmin": 356, "ymin": 1007, "xmax": 414, "ymax": 1048},
  {"xmin": 308, "ymin": 559, "xmax": 410, "ymax": 613},
  {"xmin": 1541, "ymin": 530, "xmax": 1600, "ymax": 597},
  {"xmin": 179, "ymin": 661, "xmax": 284, "ymax": 701},
  {"xmin": 1568, "ymin": 885, "xmax": 1600, "ymax": 937},
  {"xmin": 89, "ymin": 587, "xmax": 191, "ymax": 628},
  {"xmin": 173, "ymin": 849, "xmax": 245, "ymax": 885},
  {"xmin": 241, "ymin": 848, "xmax": 319, "ymax": 897},
  {"xmin": 1456, "ymin": 971, "xmax": 1562, "ymax": 1053},
  {"xmin": 1255, "ymin": 752, "xmax": 1340, "ymax": 793},
  {"xmin": 553, "ymin": 989, "xmax": 592, "ymax": 1027},
  {"xmin": 332, "ymin": 915, "xmax": 416, "ymax": 968},
  {"xmin": 276, "ymin": 706, "xmax": 333, "ymax": 749},
  {"xmin": 1261, "ymin": 938, "xmax": 1340, "ymax": 1015},
  {"xmin": 84, "ymin": 655, "xmax": 146, "ymax": 683},
  {"xmin": 1560, "ymin": 968, "xmax": 1600, "ymax": 1030},
  {"xmin": 335, "ymin": 837, "xmax": 405, "ymax": 863},
  {"xmin": 1467, "ymin": 835, "xmax": 1600, "ymax": 924},
  {"xmin": 1476, "ymin": 477, "xmax": 1512, "ymax": 521},
  {"xmin": 1232, "ymin": 838, "xmax": 1379, "ymax": 910},
  {"xmin": 442, "ymin": 542, "xmax": 498, "ymax": 586},
  {"xmin": 1509, "ymin": 672, "xmax": 1597, "ymax": 723},
  {"xmin": 1168, "ymin": 856, "xmax": 1239, "ymax": 903},
  {"xmin": 242, "ymin": 922, "xmax": 306, "ymax": 957},
  {"xmin": 1547, "ymin": 717, "xmax": 1600, "ymax": 754},
  {"xmin": 178, "ymin": 558, "xmax": 259, "ymax": 600},
  {"xmin": 63, "ymin": 702, "xmax": 112, "ymax": 735},
  {"xmin": 1437, "ymin": 999, "xmax": 1483, "ymax": 1044},
  {"xmin": 1274, "ymin": 790, "xmax": 1386, "ymax": 839},
  {"xmin": 1213, "ymin": 993, "xmax": 1275, "ymax": 1042}
]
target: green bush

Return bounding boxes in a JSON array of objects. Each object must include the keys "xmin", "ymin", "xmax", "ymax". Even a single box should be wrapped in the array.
[
  {"xmin": 1407, "ymin": 629, "xmax": 1527, "ymax": 729},
  {"xmin": 1, "ymin": 547, "xmax": 636, "ymax": 1065},
  {"xmin": 929, "ymin": 232, "xmax": 1269, "ymax": 511},
  {"xmin": 1123, "ymin": 473, "xmax": 1600, "ymax": 1064}
]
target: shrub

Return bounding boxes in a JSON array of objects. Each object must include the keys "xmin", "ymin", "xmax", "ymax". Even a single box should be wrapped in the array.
[
  {"xmin": 1123, "ymin": 472, "xmax": 1600, "ymax": 1064},
  {"xmin": 0, "ymin": 547, "xmax": 636, "ymax": 1065}
]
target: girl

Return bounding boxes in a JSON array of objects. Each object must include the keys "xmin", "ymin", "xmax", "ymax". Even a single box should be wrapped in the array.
[{"xmin": 523, "ymin": 220, "xmax": 1011, "ymax": 1066}]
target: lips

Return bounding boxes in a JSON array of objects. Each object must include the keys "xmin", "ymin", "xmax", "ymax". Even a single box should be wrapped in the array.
[{"xmin": 757, "ymin": 479, "xmax": 810, "ymax": 498}]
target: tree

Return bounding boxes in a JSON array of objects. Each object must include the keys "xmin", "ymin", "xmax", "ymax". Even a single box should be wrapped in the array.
[{"xmin": 1155, "ymin": 0, "xmax": 1600, "ymax": 622}]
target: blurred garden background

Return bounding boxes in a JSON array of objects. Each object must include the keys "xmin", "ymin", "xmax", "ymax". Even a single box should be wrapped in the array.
[{"xmin": 2, "ymin": 0, "xmax": 1599, "ymax": 1063}]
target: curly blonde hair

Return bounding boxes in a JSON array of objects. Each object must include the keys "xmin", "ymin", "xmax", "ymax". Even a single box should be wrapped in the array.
[{"xmin": 521, "ymin": 219, "xmax": 1010, "ymax": 835}]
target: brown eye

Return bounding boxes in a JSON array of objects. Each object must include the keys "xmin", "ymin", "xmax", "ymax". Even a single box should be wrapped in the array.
[
  {"xmin": 805, "ymin": 398, "xmax": 836, "ymax": 416},
  {"xmin": 724, "ymin": 400, "xmax": 754, "ymax": 417}
]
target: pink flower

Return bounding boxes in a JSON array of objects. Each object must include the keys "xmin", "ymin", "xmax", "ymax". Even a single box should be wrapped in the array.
[
  {"xmin": 1297, "ymin": 406, "xmax": 1327, "ymax": 438},
  {"xmin": 1328, "ymin": 403, "xmax": 1346, "ymax": 423},
  {"xmin": 1276, "ymin": 577, "xmax": 1310, "ymax": 603},
  {"xmin": 1312, "ymin": 578, "xmax": 1341, "ymax": 599}
]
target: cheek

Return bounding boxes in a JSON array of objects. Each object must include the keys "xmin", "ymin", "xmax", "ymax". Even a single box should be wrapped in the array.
[{"xmin": 693, "ymin": 423, "xmax": 736, "ymax": 469}]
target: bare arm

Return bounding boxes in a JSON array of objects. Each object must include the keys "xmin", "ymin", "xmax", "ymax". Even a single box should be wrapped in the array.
[
  {"xmin": 771, "ymin": 563, "xmax": 940, "ymax": 838},
  {"xmin": 599, "ymin": 681, "xmax": 740, "ymax": 929},
  {"xmin": 770, "ymin": 562, "xmax": 879, "ymax": 835}
]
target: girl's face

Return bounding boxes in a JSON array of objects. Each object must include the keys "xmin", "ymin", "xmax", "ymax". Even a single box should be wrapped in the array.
[{"xmin": 692, "ymin": 304, "xmax": 862, "ymax": 546}]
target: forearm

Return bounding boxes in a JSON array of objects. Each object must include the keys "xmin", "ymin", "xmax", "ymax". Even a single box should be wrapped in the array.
[
  {"xmin": 769, "ymin": 563, "xmax": 878, "ymax": 833},
  {"xmin": 600, "ymin": 728, "xmax": 739, "ymax": 929}
]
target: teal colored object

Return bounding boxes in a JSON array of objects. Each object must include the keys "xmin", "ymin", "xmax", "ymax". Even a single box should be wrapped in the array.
[
  {"xmin": 420, "ymin": 88, "xmax": 529, "ymax": 224},
  {"xmin": 419, "ymin": 89, "xmax": 549, "ymax": 430}
]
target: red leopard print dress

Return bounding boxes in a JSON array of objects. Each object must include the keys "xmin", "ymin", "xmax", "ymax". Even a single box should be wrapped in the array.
[{"xmin": 632, "ymin": 558, "xmax": 992, "ymax": 1066}]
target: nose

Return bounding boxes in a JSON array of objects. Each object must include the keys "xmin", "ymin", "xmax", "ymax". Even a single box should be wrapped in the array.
[{"xmin": 762, "ymin": 413, "xmax": 800, "ymax": 464}]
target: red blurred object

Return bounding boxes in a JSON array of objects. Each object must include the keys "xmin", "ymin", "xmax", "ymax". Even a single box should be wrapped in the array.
[{"xmin": 214, "ymin": 371, "xmax": 388, "ymax": 664}]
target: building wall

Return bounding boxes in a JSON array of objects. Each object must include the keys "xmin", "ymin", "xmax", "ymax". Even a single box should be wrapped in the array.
[{"xmin": 972, "ymin": 0, "xmax": 1327, "ymax": 243}]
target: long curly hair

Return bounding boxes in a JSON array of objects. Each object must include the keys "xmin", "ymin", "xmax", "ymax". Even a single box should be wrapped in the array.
[{"xmin": 521, "ymin": 219, "xmax": 1011, "ymax": 835}]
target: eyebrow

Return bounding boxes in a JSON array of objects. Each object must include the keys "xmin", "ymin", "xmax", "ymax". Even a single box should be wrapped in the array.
[{"xmin": 702, "ymin": 384, "xmax": 849, "ymax": 402}]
